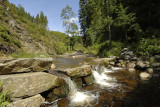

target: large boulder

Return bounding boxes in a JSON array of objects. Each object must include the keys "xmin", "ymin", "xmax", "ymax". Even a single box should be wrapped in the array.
[
  {"xmin": 0, "ymin": 58, "xmax": 53, "ymax": 74},
  {"xmin": 57, "ymin": 65, "xmax": 92, "ymax": 77},
  {"xmin": 7, "ymin": 94, "xmax": 45, "ymax": 107},
  {"xmin": 0, "ymin": 72, "xmax": 61, "ymax": 98}
]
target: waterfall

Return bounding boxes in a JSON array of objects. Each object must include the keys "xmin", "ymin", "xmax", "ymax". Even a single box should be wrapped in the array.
[
  {"xmin": 54, "ymin": 72, "xmax": 99, "ymax": 107},
  {"xmin": 92, "ymin": 65, "xmax": 119, "ymax": 89}
]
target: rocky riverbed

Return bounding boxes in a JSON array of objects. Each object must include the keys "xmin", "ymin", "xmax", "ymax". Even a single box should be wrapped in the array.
[{"xmin": 0, "ymin": 49, "xmax": 160, "ymax": 107}]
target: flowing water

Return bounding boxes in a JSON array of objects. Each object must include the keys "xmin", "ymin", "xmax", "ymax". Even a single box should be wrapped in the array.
[
  {"xmin": 50, "ymin": 57, "xmax": 160, "ymax": 107},
  {"xmin": 60, "ymin": 73, "xmax": 99, "ymax": 107}
]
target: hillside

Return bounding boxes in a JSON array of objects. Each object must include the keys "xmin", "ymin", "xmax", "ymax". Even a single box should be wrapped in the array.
[{"xmin": 0, "ymin": 0, "xmax": 68, "ymax": 58}]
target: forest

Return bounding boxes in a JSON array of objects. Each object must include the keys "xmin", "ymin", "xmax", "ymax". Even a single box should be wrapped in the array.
[{"xmin": 79, "ymin": 0, "xmax": 160, "ymax": 57}]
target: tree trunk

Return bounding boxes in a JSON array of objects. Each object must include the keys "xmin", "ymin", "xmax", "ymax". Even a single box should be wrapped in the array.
[{"xmin": 106, "ymin": 0, "xmax": 112, "ymax": 50}]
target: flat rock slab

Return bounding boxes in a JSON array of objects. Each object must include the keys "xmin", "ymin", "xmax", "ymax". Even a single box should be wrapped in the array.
[
  {"xmin": 6, "ymin": 94, "xmax": 45, "ymax": 107},
  {"xmin": 94, "ymin": 56, "xmax": 117, "ymax": 63},
  {"xmin": 57, "ymin": 65, "xmax": 92, "ymax": 77},
  {"xmin": 0, "ymin": 58, "xmax": 53, "ymax": 74},
  {"xmin": 0, "ymin": 72, "xmax": 60, "ymax": 98}
]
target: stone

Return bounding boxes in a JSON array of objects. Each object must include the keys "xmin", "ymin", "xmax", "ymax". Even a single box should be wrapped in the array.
[
  {"xmin": 152, "ymin": 63, "xmax": 160, "ymax": 68},
  {"xmin": 128, "ymin": 68, "xmax": 135, "ymax": 73},
  {"xmin": 72, "ymin": 56, "xmax": 76, "ymax": 59},
  {"xmin": 121, "ymin": 48, "xmax": 128, "ymax": 52},
  {"xmin": 0, "ymin": 58, "xmax": 53, "ymax": 74},
  {"xmin": 94, "ymin": 58, "xmax": 109, "ymax": 67},
  {"xmin": 127, "ymin": 62, "xmax": 136, "ymax": 68},
  {"xmin": 72, "ymin": 78, "xmax": 83, "ymax": 89},
  {"xmin": 0, "ymin": 72, "xmax": 60, "ymax": 98},
  {"xmin": 118, "ymin": 60, "xmax": 124, "ymax": 63},
  {"xmin": 136, "ymin": 60, "xmax": 149, "ymax": 70},
  {"xmin": 9, "ymin": 20, "xmax": 16, "ymax": 27},
  {"xmin": 122, "ymin": 64, "xmax": 126, "ymax": 68},
  {"xmin": 152, "ymin": 55, "xmax": 160, "ymax": 61},
  {"xmin": 115, "ymin": 63, "xmax": 121, "ymax": 67},
  {"xmin": 7, "ymin": 94, "xmax": 45, "ymax": 107},
  {"xmin": 109, "ymin": 56, "xmax": 117, "ymax": 61},
  {"xmin": 130, "ymin": 57, "xmax": 138, "ymax": 61},
  {"xmin": 58, "ymin": 65, "xmax": 92, "ymax": 77},
  {"xmin": 109, "ymin": 62, "xmax": 115, "ymax": 66},
  {"xmin": 53, "ymin": 84, "xmax": 69, "ymax": 97},
  {"xmin": 146, "ymin": 68, "xmax": 153, "ymax": 74},
  {"xmin": 123, "ymin": 55, "xmax": 131, "ymax": 60},
  {"xmin": 50, "ymin": 64, "xmax": 56, "ymax": 70},
  {"xmin": 153, "ymin": 67, "xmax": 160, "ymax": 73},
  {"xmin": 84, "ymin": 74, "xmax": 95, "ymax": 85},
  {"xmin": 94, "ymin": 57, "xmax": 116, "ymax": 63},
  {"xmin": 140, "ymin": 72, "xmax": 152, "ymax": 80},
  {"xmin": 0, "ymin": 0, "xmax": 5, "ymax": 3}
]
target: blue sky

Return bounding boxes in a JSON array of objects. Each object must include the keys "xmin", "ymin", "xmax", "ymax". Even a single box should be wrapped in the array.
[{"xmin": 8, "ymin": 0, "xmax": 80, "ymax": 32}]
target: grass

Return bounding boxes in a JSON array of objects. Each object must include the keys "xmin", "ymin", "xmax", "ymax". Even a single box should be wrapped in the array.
[
  {"xmin": 0, "ymin": 81, "xmax": 11, "ymax": 107},
  {"xmin": 11, "ymin": 50, "xmax": 50, "ymax": 58}
]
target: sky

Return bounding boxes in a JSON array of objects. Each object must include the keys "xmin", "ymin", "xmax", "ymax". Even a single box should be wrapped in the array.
[{"xmin": 8, "ymin": 0, "xmax": 80, "ymax": 33}]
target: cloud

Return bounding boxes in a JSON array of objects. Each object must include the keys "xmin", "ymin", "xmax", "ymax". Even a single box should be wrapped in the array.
[{"xmin": 68, "ymin": 17, "xmax": 79, "ymax": 22}]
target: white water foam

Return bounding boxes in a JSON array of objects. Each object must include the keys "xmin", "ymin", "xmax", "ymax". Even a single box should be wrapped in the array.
[
  {"xmin": 92, "ymin": 65, "xmax": 119, "ymax": 89},
  {"xmin": 62, "ymin": 75, "xmax": 99, "ymax": 107}
]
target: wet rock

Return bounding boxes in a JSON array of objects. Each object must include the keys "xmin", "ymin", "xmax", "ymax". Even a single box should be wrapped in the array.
[
  {"xmin": 123, "ymin": 55, "xmax": 131, "ymax": 60},
  {"xmin": 109, "ymin": 56, "xmax": 117, "ymax": 61},
  {"xmin": 94, "ymin": 58, "xmax": 109, "ymax": 67},
  {"xmin": 109, "ymin": 62, "xmax": 115, "ymax": 66},
  {"xmin": 152, "ymin": 63, "xmax": 160, "ymax": 68},
  {"xmin": 115, "ymin": 63, "xmax": 121, "ymax": 67},
  {"xmin": 53, "ymin": 84, "xmax": 69, "ymax": 97},
  {"xmin": 0, "ymin": 72, "xmax": 60, "ymax": 98},
  {"xmin": 151, "ymin": 55, "xmax": 160, "ymax": 62},
  {"xmin": 122, "ymin": 64, "xmax": 126, "ymax": 68},
  {"xmin": 146, "ymin": 68, "xmax": 153, "ymax": 74},
  {"xmin": 84, "ymin": 74, "xmax": 95, "ymax": 85},
  {"xmin": 153, "ymin": 67, "xmax": 160, "ymax": 73},
  {"xmin": 127, "ymin": 62, "xmax": 136, "ymax": 69},
  {"xmin": 59, "ymin": 65, "xmax": 92, "ymax": 77},
  {"xmin": 136, "ymin": 60, "xmax": 149, "ymax": 70},
  {"xmin": 7, "ymin": 94, "xmax": 45, "ymax": 107},
  {"xmin": 0, "ymin": 58, "xmax": 53, "ymax": 74},
  {"xmin": 140, "ymin": 72, "xmax": 152, "ymax": 80},
  {"xmin": 130, "ymin": 57, "xmax": 138, "ymax": 61},
  {"xmin": 95, "ymin": 56, "xmax": 116, "ymax": 63},
  {"xmin": 128, "ymin": 68, "xmax": 135, "ymax": 73},
  {"xmin": 72, "ymin": 78, "xmax": 83, "ymax": 89},
  {"xmin": 118, "ymin": 60, "xmax": 124, "ymax": 63}
]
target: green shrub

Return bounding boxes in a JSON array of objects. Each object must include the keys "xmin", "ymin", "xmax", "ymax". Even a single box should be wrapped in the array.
[
  {"xmin": 98, "ymin": 41, "xmax": 123, "ymax": 57},
  {"xmin": 0, "ymin": 33, "xmax": 11, "ymax": 42},
  {"xmin": 136, "ymin": 36, "xmax": 160, "ymax": 57},
  {"xmin": 13, "ymin": 39, "xmax": 22, "ymax": 48},
  {"xmin": 0, "ymin": 81, "xmax": 11, "ymax": 107}
]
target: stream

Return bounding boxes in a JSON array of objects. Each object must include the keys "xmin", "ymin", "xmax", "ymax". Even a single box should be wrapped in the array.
[{"xmin": 48, "ymin": 56, "xmax": 160, "ymax": 107}]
